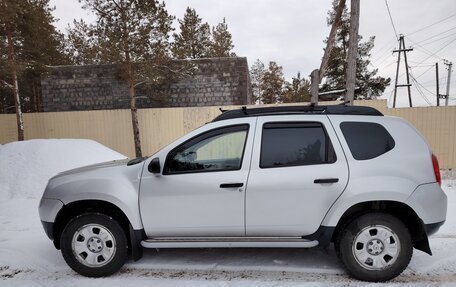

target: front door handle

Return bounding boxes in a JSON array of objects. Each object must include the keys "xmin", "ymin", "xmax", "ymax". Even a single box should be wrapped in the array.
[
  {"xmin": 314, "ymin": 178, "xmax": 339, "ymax": 184},
  {"xmin": 220, "ymin": 183, "xmax": 244, "ymax": 188}
]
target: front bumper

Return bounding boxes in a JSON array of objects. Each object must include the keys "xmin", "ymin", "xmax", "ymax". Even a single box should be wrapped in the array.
[
  {"xmin": 38, "ymin": 198, "xmax": 63, "ymax": 222},
  {"xmin": 38, "ymin": 198, "xmax": 63, "ymax": 240}
]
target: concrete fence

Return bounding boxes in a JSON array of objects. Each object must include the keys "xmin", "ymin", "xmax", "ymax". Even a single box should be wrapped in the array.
[{"xmin": 1, "ymin": 100, "xmax": 455, "ymax": 168}]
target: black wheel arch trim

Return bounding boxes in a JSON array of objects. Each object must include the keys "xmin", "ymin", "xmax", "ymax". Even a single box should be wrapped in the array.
[
  {"xmin": 302, "ymin": 225, "xmax": 335, "ymax": 247},
  {"xmin": 50, "ymin": 200, "xmax": 146, "ymax": 261},
  {"xmin": 129, "ymin": 225, "xmax": 146, "ymax": 261},
  {"xmin": 305, "ymin": 212, "xmax": 442, "ymax": 256}
]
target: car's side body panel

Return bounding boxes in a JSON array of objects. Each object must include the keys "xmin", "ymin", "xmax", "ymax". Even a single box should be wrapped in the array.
[
  {"xmin": 41, "ymin": 159, "xmax": 145, "ymax": 230},
  {"xmin": 245, "ymin": 114, "xmax": 349, "ymax": 236},
  {"xmin": 321, "ymin": 115, "xmax": 441, "ymax": 227},
  {"xmin": 139, "ymin": 117, "xmax": 257, "ymax": 237}
]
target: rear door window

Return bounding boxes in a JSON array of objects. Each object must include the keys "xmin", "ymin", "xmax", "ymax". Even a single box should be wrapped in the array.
[{"xmin": 260, "ymin": 122, "xmax": 337, "ymax": 168}]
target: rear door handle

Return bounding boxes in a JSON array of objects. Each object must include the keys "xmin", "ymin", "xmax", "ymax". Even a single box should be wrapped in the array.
[
  {"xmin": 314, "ymin": 178, "xmax": 339, "ymax": 184},
  {"xmin": 220, "ymin": 183, "xmax": 244, "ymax": 188}
]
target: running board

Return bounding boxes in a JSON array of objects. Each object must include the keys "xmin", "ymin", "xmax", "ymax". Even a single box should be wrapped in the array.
[{"xmin": 141, "ymin": 237, "xmax": 319, "ymax": 248}]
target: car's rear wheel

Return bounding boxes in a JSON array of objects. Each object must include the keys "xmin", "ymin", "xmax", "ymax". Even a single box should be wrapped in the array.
[
  {"xmin": 337, "ymin": 213, "xmax": 413, "ymax": 282},
  {"xmin": 60, "ymin": 213, "xmax": 127, "ymax": 277}
]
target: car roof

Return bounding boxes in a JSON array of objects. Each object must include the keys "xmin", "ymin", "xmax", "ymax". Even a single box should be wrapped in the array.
[{"xmin": 212, "ymin": 104, "xmax": 383, "ymax": 122}]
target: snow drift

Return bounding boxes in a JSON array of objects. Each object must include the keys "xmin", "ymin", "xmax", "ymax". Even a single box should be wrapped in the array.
[{"xmin": 0, "ymin": 139, "xmax": 126, "ymax": 200}]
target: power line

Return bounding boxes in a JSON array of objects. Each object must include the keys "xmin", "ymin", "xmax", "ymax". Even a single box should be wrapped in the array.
[
  {"xmin": 421, "ymin": 76, "xmax": 446, "ymax": 85},
  {"xmin": 371, "ymin": 37, "xmax": 398, "ymax": 63},
  {"xmin": 409, "ymin": 68, "xmax": 433, "ymax": 106},
  {"xmin": 406, "ymin": 26, "xmax": 456, "ymax": 45},
  {"xmin": 413, "ymin": 36, "xmax": 456, "ymax": 69},
  {"xmin": 394, "ymin": 36, "xmax": 456, "ymax": 80},
  {"xmin": 409, "ymin": 64, "xmax": 435, "ymax": 68},
  {"xmin": 405, "ymin": 36, "xmax": 444, "ymax": 61},
  {"xmin": 384, "ymin": 0, "xmax": 399, "ymax": 40},
  {"xmin": 378, "ymin": 60, "xmax": 397, "ymax": 69},
  {"xmin": 410, "ymin": 65, "xmax": 447, "ymax": 107},
  {"xmin": 371, "ymin": 45, "xmax": 395, "ymax": 65},
  {"xmin": 407, "ymin": 13, "xmax": 456, "ymax": 36},
  {"xmin": 374, "ymin": 57, "xmax": 394, "ymax": 68},
  {"xmin": 416, "ymin": 31, "xmax": 456, "ymax": 47},
  {"xmin": 415, "ymin": 64, "xmax": 436, "ymax": 79}
]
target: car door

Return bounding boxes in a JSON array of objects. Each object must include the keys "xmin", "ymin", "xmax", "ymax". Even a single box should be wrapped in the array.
[
  {"xmin": 245, "ymin": 115, "xmax": 349, "ymax": 236},
  {"xmin": 139, "ymin": 118, "xmax": 256, "ymax": 237}
]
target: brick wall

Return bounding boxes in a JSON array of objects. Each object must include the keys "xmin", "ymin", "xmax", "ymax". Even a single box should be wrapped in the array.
[{"xmin": 41, "ymin": 57, "xmax": 251, "ymax": 112}]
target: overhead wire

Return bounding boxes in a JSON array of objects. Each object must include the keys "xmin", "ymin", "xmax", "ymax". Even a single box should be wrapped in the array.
[
  {"xmin": 410, "ymin": 66, "xmax": 439, "ymax": 105},
  {"xmin": 371, "ymin": 37, "xmax": 398, "ymax": 63},
  {"xmin": 412, "ymin": 37, "xmax": 456, "ymax": 74},
  {"xmin": 409, "ymin": 69, "xmax": 433, "ymax": 106},
  {"xmin": 407, "ymin": 13, "xmax": 456, "ymax": 37},
  {"xmin": 384, "ymin": 0, "xmax": 399, "ymax": 41},
  {"xmin": 417, "ymin": 32, "xmax": 456, "ymax": 47},
  {"xmin": 405, "ymin": 36, "xmax": 444, "ymax": 61},
  {"xmin": 415, "ymin": 64, "xmax": 435, "ymax": 79},
  {"xmin": 406, "ymin": 26, "xmax": 456, "ymax": 44}
]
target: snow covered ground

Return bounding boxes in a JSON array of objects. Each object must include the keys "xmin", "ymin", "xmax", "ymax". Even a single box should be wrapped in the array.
[{"xmin": 1, "ymin": 139, "xmax": 456, "ymax": 286}]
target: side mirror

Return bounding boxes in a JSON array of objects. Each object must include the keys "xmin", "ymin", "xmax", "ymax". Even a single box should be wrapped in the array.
[{"xmin": 148, "ymin": 157, "xmax": 161, "ymax": 174}]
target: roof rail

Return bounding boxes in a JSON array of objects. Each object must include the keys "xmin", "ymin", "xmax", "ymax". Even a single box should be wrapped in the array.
[{"xmin": 212, "ymin": 104, "xmax": 383, "ymax": 122}]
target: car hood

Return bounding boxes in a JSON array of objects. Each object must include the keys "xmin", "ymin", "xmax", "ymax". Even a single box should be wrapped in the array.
[{"xmin": 52, "ymin": 158, "xmax": 131, "ymax": 179}]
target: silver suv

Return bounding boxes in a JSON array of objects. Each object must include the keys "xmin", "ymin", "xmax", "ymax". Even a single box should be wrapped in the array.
[{"xmin": 39, "ymin": 105, "xmax": 447, "ymax": 281}]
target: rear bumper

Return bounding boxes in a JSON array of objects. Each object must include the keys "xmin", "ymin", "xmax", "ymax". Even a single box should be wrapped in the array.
[
  {"xmin": 406, "ymin": 182, "xmax": 447, "ymax": 224},
  {"xmin": 425, "ymin": 220, "xmax": 445, "ymax": 236}
]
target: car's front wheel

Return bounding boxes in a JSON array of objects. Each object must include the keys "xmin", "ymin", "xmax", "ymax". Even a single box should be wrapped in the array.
[
  {"xmin": 60, "ymin": 213, "xmax": 127, "ymax": 277},
  {"xmin": 337, "ymin": 213, "xmax": 413, "ymax": 282}
]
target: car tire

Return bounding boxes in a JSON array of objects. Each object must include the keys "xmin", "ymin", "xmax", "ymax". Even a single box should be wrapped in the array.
[
  {"xmin": 337, "ymin": 213, "xmax": 413, "ymax": 282},
  {"xmin": 60, "ymin": 213, "xmax": 127, "ymax": 277}
]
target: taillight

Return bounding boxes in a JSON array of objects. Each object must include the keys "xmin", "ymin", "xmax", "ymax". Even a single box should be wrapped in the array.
[{"xmin": 432, "ymin": 154, "xmax": 441, "ymax": 186}]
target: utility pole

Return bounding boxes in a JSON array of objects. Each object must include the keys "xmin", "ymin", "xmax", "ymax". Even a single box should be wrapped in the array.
[
  {"xmin": 392, "ymin": 35, "xmax": 413, "ymax": 108},
  {"xmin": 436, "ymin": 62, "xmax": 440, "ymax": 106},
  {"xmin": 320, "ymin": 0, "xmax": 346, "ymax": 80},
  {"xmin": 310, "ymin": 69, "xmax": 319, "ymax": 105},
  {"xmin": 345, "ymin": 0, "xmax": 360, "ymax": 105},
  {"xmin": 311, "ymin": 0, "xmax": 346, "ymax": 105},
  {"xmin": 444, "ymin": 60, "xmax": 453, "ymax": 106}
]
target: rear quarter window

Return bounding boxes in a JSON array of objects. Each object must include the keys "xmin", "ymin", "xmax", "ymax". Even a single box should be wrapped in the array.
[{"xmin": 340, "ymin": 122, "xmax": 395, "ymax": 160}]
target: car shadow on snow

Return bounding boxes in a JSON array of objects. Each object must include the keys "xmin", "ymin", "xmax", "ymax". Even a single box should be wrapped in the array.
[{"xmin": 129, "ymin": 245, "xmax": 345, "ymax": 273}]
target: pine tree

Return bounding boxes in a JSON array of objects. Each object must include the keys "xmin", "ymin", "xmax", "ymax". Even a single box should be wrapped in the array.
[
  {"xmin": 0, "ymin": 0, "xmax": 24, "ymax": 139},
  {"xmin": 260, "ymin": 61, "xmax": 285, "ymax": 104},
  {"xmin": 172, "ymin": 7, "xmax": 211, "ymax": 59},
  {"xmin": 283, "ymin": 72, "xmax": 311, "ymax": 103},
  {"xmin": 19, "ymin": 0, "xmax": 69, "ymax": 112},
  {"xmin": 71, "ymin": 0, "xmax": 175, "ymax": 157},
  {"xmin": 321, "ymin": 0, "xmax": 390, "ymax": 99},
  {"xmin": 1, "ymin": 0, "xmax": 67, "ymax": 117},
  {"xmin": 65, "ymin": 19, "xmax": 100, "ymax": 65},
  {"xmin": 249, "ymin": 59, "xmax": 265, "ymax": 104},
  {"xmin": 1, "ymin": 0, "xmax": 66, "ymax": 137},
  {"xmin": 209, "ymin": 18, "xmax": 234, "ymax": 57}
]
